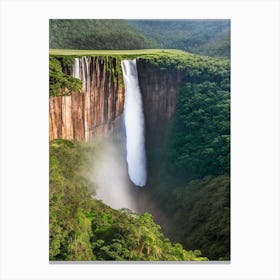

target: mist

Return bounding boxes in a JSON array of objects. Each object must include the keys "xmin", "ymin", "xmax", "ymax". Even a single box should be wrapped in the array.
[
  {"xmin": 86, "ymin": 59, "xmax": 148, "ymax": 211},
  {"xmin": 91, "ymin": 136, "xmax": 138, "ymax": 212}
]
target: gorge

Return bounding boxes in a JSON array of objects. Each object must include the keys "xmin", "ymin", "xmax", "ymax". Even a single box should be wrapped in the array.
[
  {"xmin": 49, "ymin": 55, "xmax": 181, "ymax": 192},
  {"xmin": 49, "ymin": 51, "xmax": 230, "ymax": 260}
]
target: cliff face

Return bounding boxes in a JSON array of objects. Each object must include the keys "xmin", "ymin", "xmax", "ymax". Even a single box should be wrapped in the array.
[
  {"xmin": 137, "ymin": 59, "xmax": 183, "ymax": 146},
  {"xmin": 49, "ymin": 57, "xmax": 182, "ymax": 143},
  {"xmin": 49, "ymin": 57, "xmax": 124, "ymax": 141}
]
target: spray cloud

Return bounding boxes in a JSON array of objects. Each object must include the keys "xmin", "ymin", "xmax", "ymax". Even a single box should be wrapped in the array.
[{"xmin": 91, "ymin": 137, "xmax": 138, "ymax": 212}]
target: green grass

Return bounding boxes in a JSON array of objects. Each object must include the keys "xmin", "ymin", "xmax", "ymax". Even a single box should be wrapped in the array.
[{"xmin": 49, "ymin": 48, "xmax": 187, "ymax": 56}]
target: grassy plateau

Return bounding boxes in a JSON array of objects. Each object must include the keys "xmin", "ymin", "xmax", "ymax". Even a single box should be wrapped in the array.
[{"xmin": 49, "ymin": 48, "xmax": 187, "ymax": 56}]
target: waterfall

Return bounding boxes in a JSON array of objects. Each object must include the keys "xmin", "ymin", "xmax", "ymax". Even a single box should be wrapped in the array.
[
  {"xmin": 121, "ymin": 59, "xmax": 147, "ymax": 187},
  {"xmin": 73, "ymin": 58, "xmax": 80, "ymax": 79}
]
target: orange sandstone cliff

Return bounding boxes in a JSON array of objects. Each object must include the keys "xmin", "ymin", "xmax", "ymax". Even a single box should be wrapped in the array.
[{"xmin": 49, "ymin": 56, "xmax": 182, "ymax": 143}]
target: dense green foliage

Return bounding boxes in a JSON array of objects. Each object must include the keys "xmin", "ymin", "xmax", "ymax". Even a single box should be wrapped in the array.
[
  {"xmin": 139, "ymin": 51, "xmax": 229, "ymax": 81},
  {"xmin": 49, "ymin": 19, "xmax": 230, "ymax": 58},
  {"xmin": 128, "ymin": 20, "xmax": 230, "ymax": 58},
  {"xmin": 170, "ymin": 82, "xmax": 230, "ymax": 180},
  {"xmin": 49, "ymin": 57, "xmax": 81, "ymax": 96},
  {"xmin": 136, "ymin": 52, "xmax": 230, "ymax": 260},
  {"xmin": 149, "ymin": 175, "xmax": 230, "ymax": 260},
  {"xmin": 178, "ymin": 175, "xmax": 230, "ymax": 260},
  {"xmin": 50, "ymin": 20, "xmax": 156, "ymax": 50},
  {"xmin": 49, "ymin": 139, "xmax": 207, "ymax": 261},
  {"xmin": 49, "ymin": 139, "xmax": 96, "ymax": 260}
]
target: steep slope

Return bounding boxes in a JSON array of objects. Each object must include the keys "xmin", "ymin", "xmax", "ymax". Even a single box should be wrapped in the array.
[{"xmin": 49, "ymin": 139, "xmax": 208, "ymax": 261}]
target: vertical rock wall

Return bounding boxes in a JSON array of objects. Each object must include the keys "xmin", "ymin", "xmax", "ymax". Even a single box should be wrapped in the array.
[
  {"xmin": 137, "ymin": 59, "xmax": 183, "ymax": 146},
  {"xmin": 49, "ymin": 57, "xmax": 124, "ymax": 141},
  {"xmin": 49, "ymin": 56, "xmax": 182, "ymax": 144}
]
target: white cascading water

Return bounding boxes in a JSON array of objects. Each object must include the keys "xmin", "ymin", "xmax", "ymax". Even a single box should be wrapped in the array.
[
  {"xmin": 121, "ymin": 59, "xmax": 147, "ymax": 187},
  {"xmin": 73, "ymin": 58, "xmax": 80, "ymax": 79}
]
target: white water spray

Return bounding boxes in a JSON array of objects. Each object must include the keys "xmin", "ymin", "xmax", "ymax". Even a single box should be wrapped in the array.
[
  {"xmin": 121, "ymin": 59, "xmax": 147, "ymax": 187},
  {"xmin": 73, "ymin": 58, "xmax": 80, "ymax": 79},
  {"xmin": 92, "ymin": 138, "xmax": 138, "ymax": 212}
]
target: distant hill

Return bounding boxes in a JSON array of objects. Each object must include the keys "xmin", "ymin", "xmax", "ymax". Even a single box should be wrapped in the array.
[
  {"xmin": 127, "ymin": 19, "xmax": 230, "ymax": 58},
  {"xmin": 49, "ymin": 19, "xmax": 230, "ymax": 58},
  {"xmin": 49, "ymin": 19, "xmax": 156, "ymax": 50}
]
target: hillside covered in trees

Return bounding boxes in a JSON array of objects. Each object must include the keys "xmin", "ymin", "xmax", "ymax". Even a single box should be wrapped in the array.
[
  {"xmin": 49, "ymin": 19, "xmax": 230, "ymax": 58},
  {"xmin": 137, "ymin": 52, "xmax": 230, "ymax": 260},
  {"xmin": 50, "ymin": 139, "xmax": 207, "ymax": 261},
  {"xmin": 128, "ymin": 19, "xmax": 230, "ymax": 58},
  {"xmin": 49, "ymin": 20, "xmax": 156, "ymax": 51}
]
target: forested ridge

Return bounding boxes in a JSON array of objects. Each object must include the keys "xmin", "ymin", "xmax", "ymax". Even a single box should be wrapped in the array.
[
  {"xmin": 49, "ymin": 19, "xmax": 230, "ymax": 58},
  {"xmin": 49, "ymin": 20, "xmax": 156, "ymax": 51},
  {"xmin": 128, "ymin": 19, "xmax": 230, "ymax": 58}
]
